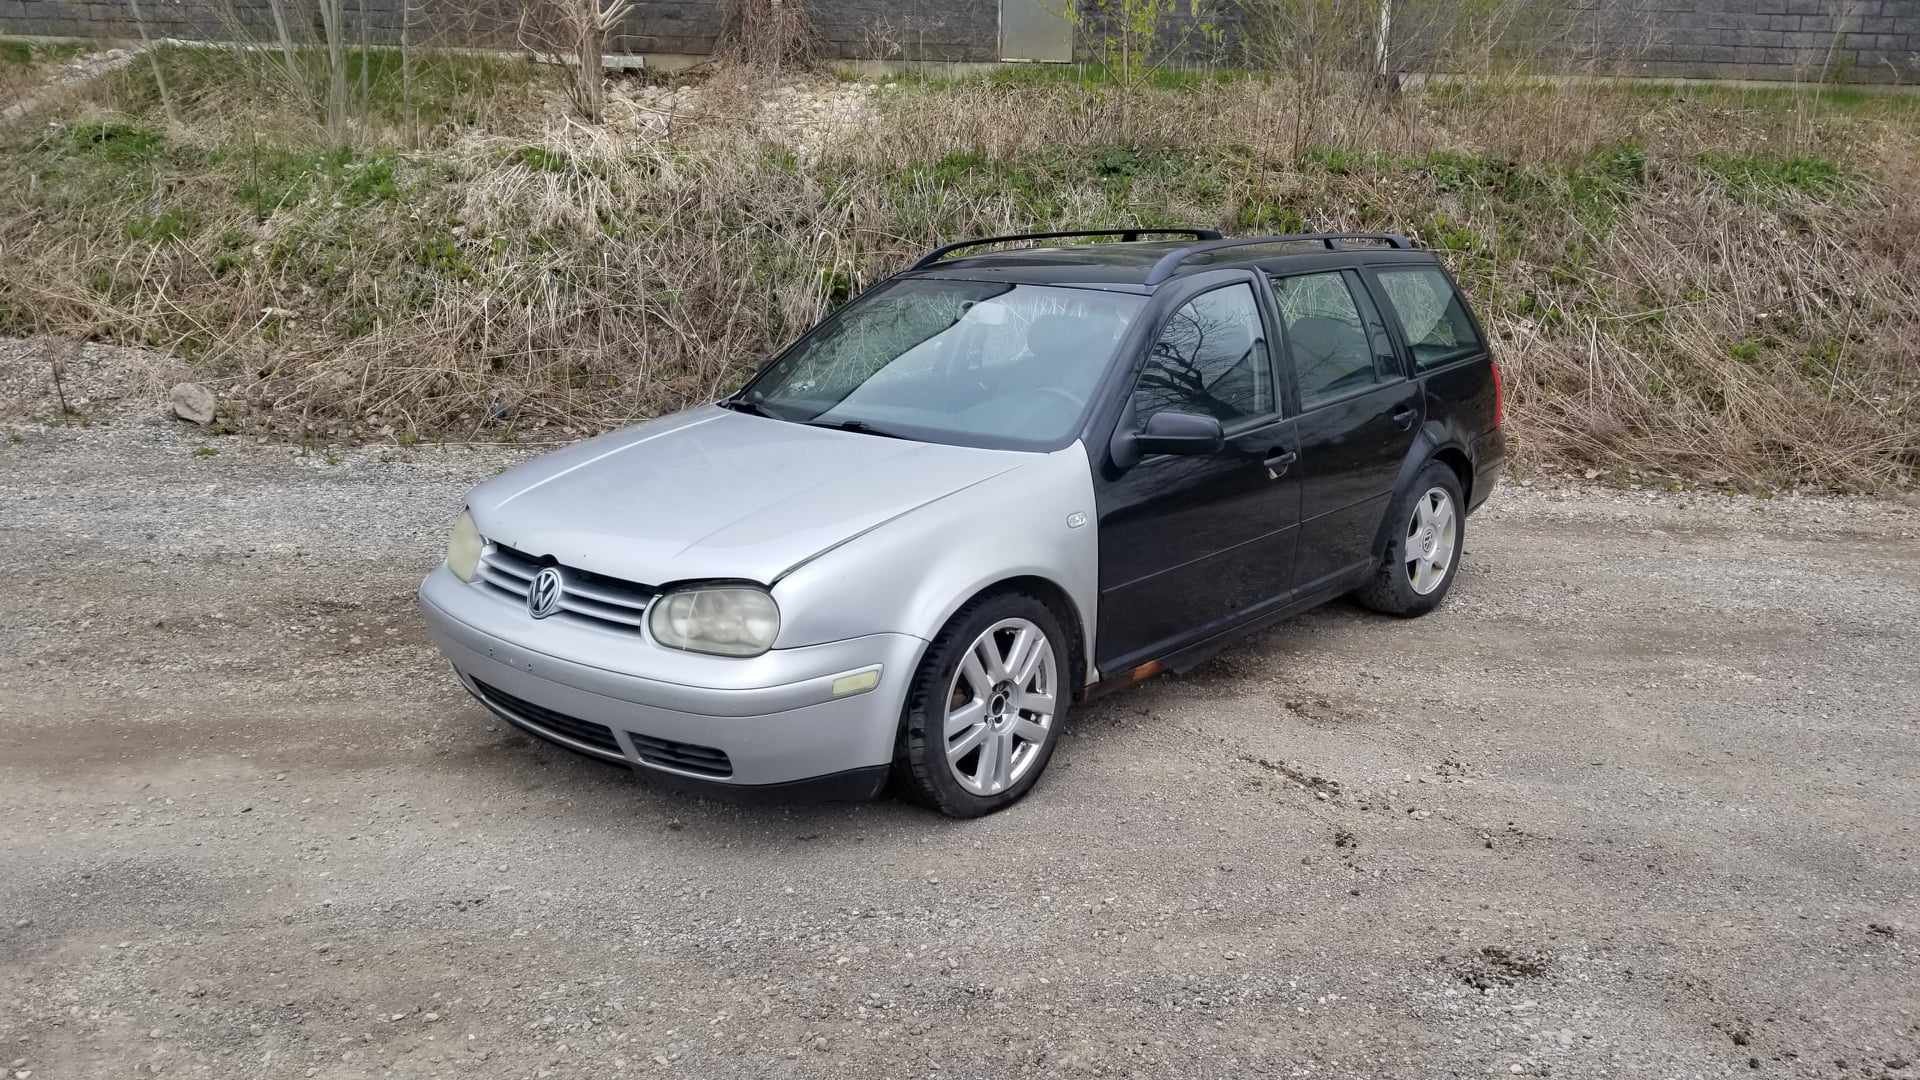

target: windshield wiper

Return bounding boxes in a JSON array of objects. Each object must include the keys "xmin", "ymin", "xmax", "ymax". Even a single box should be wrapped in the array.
[
  {"xmin": 806, "ymin": 418, "xmax": 910, "ymax": 441},
  {"xmin": 719, "ymin": 395, "xmax": 772, "ymax": 418}
]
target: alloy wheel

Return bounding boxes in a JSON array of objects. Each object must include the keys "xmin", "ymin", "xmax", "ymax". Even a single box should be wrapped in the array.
[
  {"xmin": 943, "ymin": 617, "xmax": 1057, "ymax": 796},
  {"xmin": 1405, "ymin": 486, "xmax": 1458, "ymax": 596}
]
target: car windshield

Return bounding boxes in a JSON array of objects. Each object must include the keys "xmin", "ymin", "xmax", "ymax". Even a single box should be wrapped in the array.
[{"xmin": 738, "ymin": 279, "xmax": 1143, "ymax": 449}]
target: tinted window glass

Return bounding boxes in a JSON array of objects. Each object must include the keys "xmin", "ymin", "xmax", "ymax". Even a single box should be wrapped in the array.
[
  {"xmin": 1273, "ymin": 272, "xmax": 1383, "ymax": 407},
  {"xmin": 1132, "ymin": 283, "xmax": 1273, "ymax": 430},
  {"xmin": 1377, "ymin": 267, "xmax": 1483, "ymax": 370},
  {"xmin": 743, "ymin": 279, "xmax": 1142, "ymax": 448}
]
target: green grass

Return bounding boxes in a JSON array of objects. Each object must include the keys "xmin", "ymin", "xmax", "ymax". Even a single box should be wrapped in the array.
[
  {"xmin": 508, "ymin": 145, "xmax": 573, "ymax": 173},
  {"xmin": 60, "ymin": 120, "xmax": 168, "ymax": 164},
  {"xmin": 0, "ymin": 38, "xmax": 87, "ymax": 67},
  {"xmin": 104, "ymin": 44, "xmax": 542, "ymax": 130},
  {"xmin": 1624, "ymin": 79, "xmax": 1920, "ymax": 117},
  {"xmin": 1697, "ymin": 152, "xmax": 1854, "ymax": 202},
  {"xmin": 1293, "ymin": 142, "xmax": 1649, "ymax": 255},
  {"xmin": 224, "ymin": 145, "xmax": 403, "ymax": 219}
]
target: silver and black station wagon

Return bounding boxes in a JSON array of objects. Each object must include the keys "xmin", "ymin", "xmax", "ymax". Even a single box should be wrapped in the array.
[{"xmin": 418, "ymin": 229, "xmax": 1506, "ymax": 817}]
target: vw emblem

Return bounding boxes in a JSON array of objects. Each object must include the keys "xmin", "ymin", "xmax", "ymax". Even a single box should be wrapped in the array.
[{"xmin": 527, "ymin": 567, "xmax": 564, "ymax": 620}]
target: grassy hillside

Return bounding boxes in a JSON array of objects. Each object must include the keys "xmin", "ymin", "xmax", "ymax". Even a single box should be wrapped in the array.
[{"xmin": 2, "ymin": 45, "xmax": 1916, "ymax": 490}]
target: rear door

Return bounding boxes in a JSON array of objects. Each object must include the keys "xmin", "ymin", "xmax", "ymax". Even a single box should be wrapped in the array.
[
  {"xmin": 1093, "ymin": 277, "xmax": 1302, "ymax": 671},
  {"xmin": 1272, "ymin": 268, "xmax": 1421, "ymax": 595}
]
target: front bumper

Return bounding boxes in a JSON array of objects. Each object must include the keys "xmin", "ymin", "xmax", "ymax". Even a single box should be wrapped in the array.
[{"xmin": 417, "ymin": 565, "xmax": 924, "ymax": 793}]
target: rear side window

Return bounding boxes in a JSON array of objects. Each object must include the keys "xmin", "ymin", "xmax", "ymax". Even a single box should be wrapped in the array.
[
  {"xmin": 1376, "ymin": 267, "xmax": 1483, "ymax": 370},
  {"xmin": 1132, "ymin": 283, "xmax": 1273, "ymax": 429},
  {"xmin": 1272, "ymin": 271, "xmax": 1386, "ymax": 408}
]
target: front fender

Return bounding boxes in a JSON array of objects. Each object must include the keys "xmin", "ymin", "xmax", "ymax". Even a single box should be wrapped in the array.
[{"xmin": 770, "ymin": 442, "xmax": 1100, "ymax": 681}]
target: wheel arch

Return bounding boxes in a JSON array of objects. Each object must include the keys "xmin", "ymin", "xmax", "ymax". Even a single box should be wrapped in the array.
[
  {"xmin": 1431, "ymin": 445, "xmax": 1473, "ymax": 510},
  {"xmin": 937, "ymin": 574, "xmax": 1090, "ymax": 694},
  {"xmin": 1371, "ymin": 432, "xmax": 1474, "ymax": 561}
]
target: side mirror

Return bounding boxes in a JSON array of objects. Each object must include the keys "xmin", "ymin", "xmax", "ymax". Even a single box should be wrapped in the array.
[
  {"xmin": 1138, "ymin": 410, "xmax": 1225, "ymax": 455},
  {"xmin": 1113, "ymin": 410, "xmax": 1224, "ymax": 468}
]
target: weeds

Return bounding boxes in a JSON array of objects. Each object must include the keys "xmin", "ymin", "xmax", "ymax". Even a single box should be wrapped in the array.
[
  {"xmin": 0, "ymin": 40, "xmax": 85, "ymax": 68},
  {"xmin": 1696, "ymin": 152, "xmax": 1854, "ymax": 203},
  {"xmin": 0, "ymin": 51, "xmax": 1915, "ymax": 490}
]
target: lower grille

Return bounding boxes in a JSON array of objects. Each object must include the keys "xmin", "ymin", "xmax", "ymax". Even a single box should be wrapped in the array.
[
  {"xmin": 630, "ymin": 732, "xmax": 734, "ymax": 778},
  {"xmin": 472, "ymin": 680, "xmax": 622, "ymax": 755}
]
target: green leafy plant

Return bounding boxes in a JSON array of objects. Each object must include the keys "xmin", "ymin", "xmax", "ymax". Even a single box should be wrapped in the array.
[{"xmin": 1062, "ymin": 0, "xmax": 1220, "ymax": 139}]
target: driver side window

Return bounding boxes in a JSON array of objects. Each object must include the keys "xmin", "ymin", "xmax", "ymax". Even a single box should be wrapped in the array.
[{"xmin": 1131, "ymin": 283, "xmax": 1272, "ymax": 431}]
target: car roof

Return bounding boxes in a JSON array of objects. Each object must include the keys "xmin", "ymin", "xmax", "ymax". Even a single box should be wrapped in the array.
[{"xmin": 904, "ymin": 235, "xmax": 1443, "ymax": 291}]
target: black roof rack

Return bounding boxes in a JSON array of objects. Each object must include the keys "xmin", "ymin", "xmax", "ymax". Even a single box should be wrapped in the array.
[
  {"xmin": 1144, "ymin": 233, "xmax": 1414, "ymax": 285},
  {"xmin": 909, "ymin": 228, "xmax": 1224, "ymax": 271}
]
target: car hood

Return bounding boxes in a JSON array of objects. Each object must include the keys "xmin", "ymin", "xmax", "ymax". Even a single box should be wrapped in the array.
[{"xmin": 467, "ymin": 406, "xmax": 1029, "ymax": 586}]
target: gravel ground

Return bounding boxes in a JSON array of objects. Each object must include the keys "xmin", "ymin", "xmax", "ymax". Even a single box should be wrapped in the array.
[{"xmin": 2, "ymin": 341, "xmax": 1918, "ymax": 1079}]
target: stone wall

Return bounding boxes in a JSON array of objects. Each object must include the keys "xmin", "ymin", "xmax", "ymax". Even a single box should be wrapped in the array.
[
  {"xmin": 2, "ymin": 0, "xmax": 1915, "ymax": 84},
  {"xmin": 1503, "ymin": 0, "xmax": 1920, "ymax": 84}
]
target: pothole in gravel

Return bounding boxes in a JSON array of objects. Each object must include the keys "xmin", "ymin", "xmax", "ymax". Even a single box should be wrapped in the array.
[{"xmin": 1444, "ymin": 945, "xmax": 1553, "ymax": 990}]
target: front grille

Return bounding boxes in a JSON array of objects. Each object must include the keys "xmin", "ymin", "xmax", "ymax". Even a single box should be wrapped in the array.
[
  {"xmin": 473, "ymin": 679, "xmax": 622, "ymax": 755},
  {"xmin": 630, "ymin": 733, "xmax": 733, "ymax": 778},
  {"xmin": 477, "ymin": 544, "xmax": 657, "ymax": 630}
]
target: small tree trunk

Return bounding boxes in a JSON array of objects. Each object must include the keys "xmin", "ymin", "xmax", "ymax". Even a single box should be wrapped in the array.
[
  {"xmin": 1373, "ymin": 0, "xmax": 1397, "ymax": 92},
  {"xmin": 124, "ymin": 0, "xmax": 176, "ymax": 125},
  {"xmin": 316, "ymin": 0, "xmax": 349, "ymax": 135},
  {"xmin": 400, "ymin": 0, "xmax": 414, "ymax": 145},
  {"xmin": 358, "ymin": 0, "xmax": 371, "ymax": 108},
  {"xmin": 265, "ymin": 0, "xmax": 297, "ymax": 75},
  {"xmin": 578, "ymin": 0, "xmax": 604, "ymax": 122}
]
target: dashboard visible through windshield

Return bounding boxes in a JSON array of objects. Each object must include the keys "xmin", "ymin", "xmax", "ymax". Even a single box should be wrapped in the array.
[{"xmin": 736, "ymin": 279, "xmax": 1144, "ymax": 450}]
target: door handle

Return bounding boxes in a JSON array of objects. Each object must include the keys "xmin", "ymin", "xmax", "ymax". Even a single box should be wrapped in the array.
[
  {"xmin": 1263, "ymin": 449, "xmax": 1297, "ymax": 479},
  {"xmin": 1392, "ymin": 408, "xmax": 1418, "ymax": 429}
]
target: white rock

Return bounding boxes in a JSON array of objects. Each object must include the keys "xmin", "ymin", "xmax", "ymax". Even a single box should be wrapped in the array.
[{"xmin": 169, "ymin": 383, "xmax": 216, "ymax": 425}]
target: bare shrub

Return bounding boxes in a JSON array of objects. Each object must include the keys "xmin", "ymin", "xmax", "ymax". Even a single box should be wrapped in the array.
[
  {"xmin": 716, "ymin": 0, "xmax": 819, "ymax": 73},
  {"xmin": 516, "ymin": 0, "xmax": 634, "ymax": 121}
]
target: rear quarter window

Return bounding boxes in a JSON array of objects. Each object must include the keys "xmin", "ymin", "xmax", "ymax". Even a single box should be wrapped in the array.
[{"xmin": 1376, "ymin": 267, "xmax": 1483, "ymax": 371}]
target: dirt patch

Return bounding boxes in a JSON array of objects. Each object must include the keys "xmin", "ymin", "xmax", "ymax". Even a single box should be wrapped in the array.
[
  {"xmin": 1447, "ymin": 945, "xmax": 1555, "ymax": 990},
  {"xmin": 1236, "ymin": 751, "xmax": 1343, "ymax": 797}
]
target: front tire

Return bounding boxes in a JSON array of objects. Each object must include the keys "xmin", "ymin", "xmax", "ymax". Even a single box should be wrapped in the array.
[
  {"xmin": 1354, "ymin": 462, "xmax": 1465, "ymax": 617},
  {"xmin": 897, "ymin": 592, "xmax": 1070, "ymax": 818}
]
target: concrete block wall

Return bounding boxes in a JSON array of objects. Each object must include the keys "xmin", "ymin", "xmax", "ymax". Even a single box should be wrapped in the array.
[
  {"xmin": 2, "ymin": 0, "xmax": 1915, "ymax": 84},
  {"xmin": 606, "ymin": 0, "xmax": 999, "ymax": 61},
  {"xmin": 1529, "ymin": 0, "xmax": 1920, "ymax": 83}
]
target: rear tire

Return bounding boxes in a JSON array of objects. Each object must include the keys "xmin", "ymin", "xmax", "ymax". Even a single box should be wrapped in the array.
[
  {"xmin": 897, "ymin": 592, "xmax": 1070, "ymax": 818},
  {"xmin": 1354, "ymin": 462, "xmax": 1465, "ymax": 617}
]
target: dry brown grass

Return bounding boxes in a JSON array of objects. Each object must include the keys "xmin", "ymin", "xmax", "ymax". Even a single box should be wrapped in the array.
[{"xmin": 1, "ymin": 48, "xmax": 1915, "ymax": 489}]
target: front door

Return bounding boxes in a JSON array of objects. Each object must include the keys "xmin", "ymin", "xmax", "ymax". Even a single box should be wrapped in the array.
[
  {"xmin": 1270, "ymin": 269, "xmax": 1421, "ymax": 594},
  {"xmin": 1093, "ymin": 280, "xmax": 1302, "ymax": 672}
]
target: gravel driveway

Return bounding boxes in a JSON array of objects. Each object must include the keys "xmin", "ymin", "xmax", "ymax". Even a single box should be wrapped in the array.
[{"xmin": 3, "ymin": 342, "xmax": 1917, "ymax": 1079}]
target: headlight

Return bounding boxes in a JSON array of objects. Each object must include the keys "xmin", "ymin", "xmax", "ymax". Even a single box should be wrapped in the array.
[
  {"xmin": 648, "ymin": 585, "xmax": 780, "ymax": 657},
  {"xmin": 447, "ymin": 510, "xmax": 483, "ymax": 582}
]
